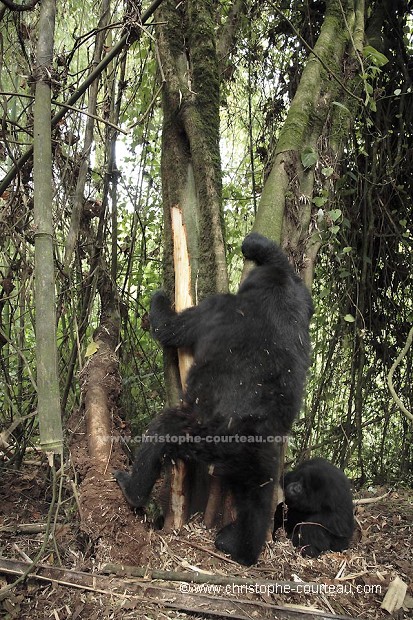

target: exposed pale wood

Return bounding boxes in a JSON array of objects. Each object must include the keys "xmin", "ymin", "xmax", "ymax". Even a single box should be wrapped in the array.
[
  {"xmin": 0, "ymin": 523, "xmax": 47, "ymax": 534},
  {"xmin": 164, "ymin": 205, "xmax": 194, "ymax": 530},
  {"xmin": 380, "ymin": 576, "xmax": 407, "ymax": 613},
  {"xmin": 353, "ymin": 491, "xmax": 391, "ymax": 506},
  {"xmin": 203, "ymin": 477, "xmax": 222, "ymax": 528},
  {"xmin": 171, "ymin": 204, "xmax": 194, "ymax": 384}
]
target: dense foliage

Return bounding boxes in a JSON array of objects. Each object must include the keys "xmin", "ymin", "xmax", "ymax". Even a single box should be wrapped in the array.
[{"xmin": 0, "ymin": 0, "xmax": 411, "ymax": 483}]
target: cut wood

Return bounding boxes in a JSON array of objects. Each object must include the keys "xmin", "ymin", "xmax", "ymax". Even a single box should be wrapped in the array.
[
  {"xmin": 171, "ymin": 204, "xmax": 194, "ymax": 383},
  {"xmin": 0, "ymin": 523, "xmax": 47, "ymax": 534},
  {"xmin": 380, "ymin": 576, "xmax": 407, "ymax": 613}
]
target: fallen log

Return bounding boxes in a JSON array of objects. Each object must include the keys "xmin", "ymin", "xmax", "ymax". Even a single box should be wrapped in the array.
[{"xmin": 0, "ymin": 556, "xmax": 357, "ymax": 620}]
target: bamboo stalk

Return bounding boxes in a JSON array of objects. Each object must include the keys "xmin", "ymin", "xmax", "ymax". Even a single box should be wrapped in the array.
[{"xmin": 33, "ymin": 0, "xmax": 62, "ymax": 454}]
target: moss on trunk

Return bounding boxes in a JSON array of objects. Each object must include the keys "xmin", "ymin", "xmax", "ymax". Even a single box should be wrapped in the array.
[
  {"xmin": 158, "ymin": 0, "xmax": 228, "ymax": 300},
  {"xmin": 253, "ymin": 0, "xmax": 364, "ymax": 277}
]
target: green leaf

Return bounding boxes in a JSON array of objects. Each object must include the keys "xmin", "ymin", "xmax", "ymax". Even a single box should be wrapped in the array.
[
  {"xmin": 301, "ymin": 147, "xmax": 318, "ymax": 169},
  {"xmin": 344, "ymin": 314, "xmax": 356, "ymax": 323},
  {"xmin": 322, "ymin": 166, "xmax": 334, "ymax": 177},
  {"xmin": 369, "ymin": 99, "xmax": 377, "ymax": 112},
  {"xmin": 85, "ymin": 341, "xmax": 100, "ymax": 357},
  {"xmin": 329, "ymin": 209, "xmax": 342, "ymax": 222},
  {"xmin": 332, "ymin": 101, "xmax": 351, "ymax": 113},
  {"xmin": 363, "ymin": 45, "xmax": 389, "ymax": 67},
  {"xmin": 394, "ymin": 89, "xmax": 401, "ymax": 96},
  {"xmin": 342, "ymin": 246, "xmax": 352, "ymax": 253},
  {"xmin": 313, "ymin": 195, "xmax": 328, "ymax": 207},
  {"xmin": 331, "ymin": 225, "xmax": 340, "ymax": 234}
]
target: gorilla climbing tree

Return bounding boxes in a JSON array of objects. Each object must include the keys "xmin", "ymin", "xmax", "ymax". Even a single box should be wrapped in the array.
[{"xmin": 115, "ymin": 233, "xmax": 313, "ymax": 565}]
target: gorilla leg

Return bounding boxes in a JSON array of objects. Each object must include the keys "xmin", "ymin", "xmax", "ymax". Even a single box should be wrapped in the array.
[
  {"xmin": 114, "ymin": 440, "xmax": 163, "ymax": 508},
  {"xmin": 215, "ymin": 477, "xmax": 275, "ymax": 566},
  {"xmin": 114, "ymin": 407, "xmax": 193, "ymax": 507},
  {"xmin": 290, "ymin": 519, "xmax": 331, "ymax": 558}
]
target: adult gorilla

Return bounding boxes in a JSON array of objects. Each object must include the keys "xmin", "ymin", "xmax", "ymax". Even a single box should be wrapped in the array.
[{"xmin": 115, "ymin": 233, "xmax": 313, "ymax": 565}]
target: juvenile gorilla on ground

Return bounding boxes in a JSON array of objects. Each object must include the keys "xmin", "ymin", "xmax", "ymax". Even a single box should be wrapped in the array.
[
  {"xmin": 273, "ymin": 457, "xmax": 354, "ymax": 558},
  {"xmin": 115, "ymin": 233, "xmax": 313, "ymax": 565}
]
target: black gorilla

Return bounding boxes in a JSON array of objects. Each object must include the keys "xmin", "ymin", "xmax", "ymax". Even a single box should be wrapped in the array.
[
  {"xmin": 115, "ymin": 233, "xmax": 313, "ymax": 565},
  {"xmin": 273, "ymin": 458, "xmax": 354, "ymax": 558}
]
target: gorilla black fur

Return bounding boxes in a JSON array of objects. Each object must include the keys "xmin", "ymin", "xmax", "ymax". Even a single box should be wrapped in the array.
[
  {"xmin": 274, "ymin": 457, "xmax": 354, "ymax": 558},
  {"xmin": 115, "ymin": 233, "xmax": 313, "ymax": 566}
]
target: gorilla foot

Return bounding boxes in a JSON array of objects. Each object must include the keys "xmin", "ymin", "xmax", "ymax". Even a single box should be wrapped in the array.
[
  {"xmin": 215, "ymin": 523, "xmax": 259, "ymax": 566},
  {"xmin": 113, "ymin": 470, "xmax": 149, "ymax": 508}
]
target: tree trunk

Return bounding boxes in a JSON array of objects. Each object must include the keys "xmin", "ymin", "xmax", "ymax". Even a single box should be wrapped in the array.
[
  {"xmin": 254, "ymin": 0, "xmax": 364, "ymax": 270},
  {"xmin": 80, "ymin": 274, "xmax": 121, "ymax": 471},
  {"xmin": 245, "ymin": 0, "xmax": 368, "ymax": 531},
  {"xmin": 156, "ymin": 0, "xmax": 229, "ymax": 527}
]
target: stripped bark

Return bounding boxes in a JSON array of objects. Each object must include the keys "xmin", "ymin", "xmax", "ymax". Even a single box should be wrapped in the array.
[{"xmin": 163, "ymin": 207, "xmax": 193, "ymax": 530}]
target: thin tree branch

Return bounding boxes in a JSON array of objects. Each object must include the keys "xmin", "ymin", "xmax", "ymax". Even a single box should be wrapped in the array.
[
  {"xmin": 217, "ymin": 0, "xmax": 247, "ymax": 67},
  {"xmin": 0, "ymin": 0, "xmax": 40, "ymax": 12},
  {"xmin": 387, "ymin": 326, "xmax": 413, "ymax": 422},
  {"xmin": 0, "ymin": 92, "xmax": 127, "ymax": 134},
  {"xmin": 269, "ymin": 1, "xmax": 363, "ymax": 104},
  {"xmin": 0, "ymin": 0, "xmax": 165, "ymax": 195}
]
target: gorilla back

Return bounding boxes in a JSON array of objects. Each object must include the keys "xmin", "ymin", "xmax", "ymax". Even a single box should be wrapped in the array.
[{"xmin": 115, "ymin": 233, "xmax": 313, "ymax": 565}]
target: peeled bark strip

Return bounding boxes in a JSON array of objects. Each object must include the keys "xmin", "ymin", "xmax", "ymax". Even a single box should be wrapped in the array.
[
  {"xmin": 203, "ymin": 476, "xmax": 223, "ymax": 528},
  {"xmin": 164, "ymin": 206, "xmax": 193, "ymax": 530},
  {"xmin": 171, "ymin": 205, "xmax": 194, "ymax": 382}
]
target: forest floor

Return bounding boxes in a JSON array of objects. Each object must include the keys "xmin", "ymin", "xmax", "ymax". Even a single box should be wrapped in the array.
[{"xmin": 0, "ymin": 463, "xmax": 412, "ymax": 620}]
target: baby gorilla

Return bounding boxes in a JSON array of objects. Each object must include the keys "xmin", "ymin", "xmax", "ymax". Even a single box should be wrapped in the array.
[
  {"xmin": 115, "ymin": 233, "xmax": 313, "ymax": 566},
  {"xmin": 274, "ymin": 458, "xmax": 354, "ymax": 557}
]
